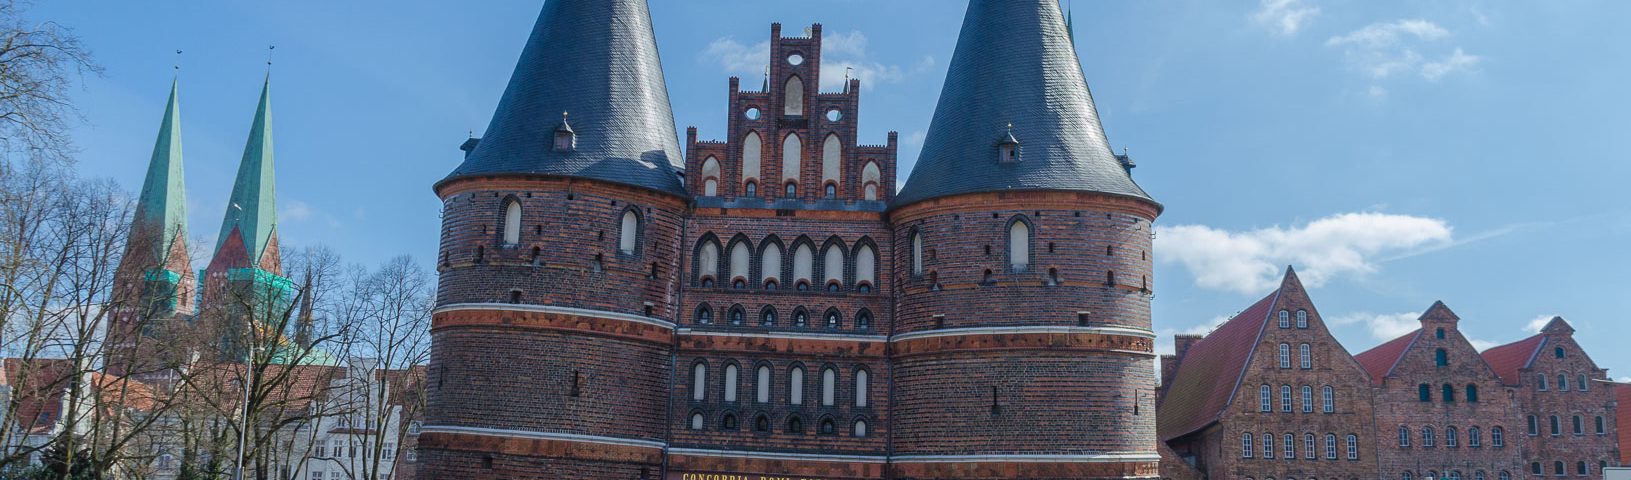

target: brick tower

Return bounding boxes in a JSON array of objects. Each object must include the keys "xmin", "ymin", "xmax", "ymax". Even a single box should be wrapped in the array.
[
  {"xmin": 417, "ymin": 0, "xmax": 688, "ymax": 477},
  {"xmin": 202, "ymin": 77, "xmax": 293, "ymax": 361},
  {"xmin": 887, "ymin": 1, "xmax": 1163, "ymax": 478},
  {"xmin": 106, "ymin": 80, "xmax": 195, "ymax": 382}
]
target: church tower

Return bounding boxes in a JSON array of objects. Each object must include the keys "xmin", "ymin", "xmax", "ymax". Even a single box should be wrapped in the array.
[
  {"xmin": 202, "ymin": 77, "xmax": 293, "ymax": 361},
  {"xmin": 417, "ymin": 0, "xmax": 687, "ymax": 477},
  {"xmin": 107, "ymin": 80, "xmax": 195, "ymax": 380},
  {"xmin": 888, "ymin": 1, "xmax": 1163, "ymax": 478}
]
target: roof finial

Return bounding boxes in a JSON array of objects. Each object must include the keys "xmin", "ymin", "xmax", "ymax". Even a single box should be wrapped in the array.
[
  {"xmin": 174, "ymin": 49, "xmax": 183, "ymax": 73},
  {"xmin": 266, "ymin": 45, "xmax": 276, "ymax": 72}
]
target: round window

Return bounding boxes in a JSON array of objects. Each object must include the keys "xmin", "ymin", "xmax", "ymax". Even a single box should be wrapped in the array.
[
  {"xmin": 744, "ymin": 107, "xmax": 761, "ymax": 120},
  {"xmin": 825, "ymin": 109, "xmax": 842, "ymax": 122},
  {"xmin": 788, "ymin": 53, "xmax": 804, "ymax": 66}
]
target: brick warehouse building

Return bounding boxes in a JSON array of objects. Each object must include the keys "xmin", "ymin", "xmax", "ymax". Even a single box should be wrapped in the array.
[
  {"xmin": 418, "ymin": 0, "xmax": 1165, "ymax": 478},
  {"xmin": 1158, "ymin": 268, "xmax": 1620, "ymax": 480}
]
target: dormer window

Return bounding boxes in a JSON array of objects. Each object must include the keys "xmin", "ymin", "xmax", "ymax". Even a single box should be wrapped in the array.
[
  {"xmin": 997, "ymin": 124, "xmax": 1020, "ymax": 163},
  {"xmin": 553, "ymin": 112, "xmax": 576, "ymax": 152}
]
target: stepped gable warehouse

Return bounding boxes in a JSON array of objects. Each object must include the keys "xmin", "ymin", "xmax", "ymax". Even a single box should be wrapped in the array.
[{"xmin": 418, "ymin": 0, "xmax": 1164, "ymax": 478}]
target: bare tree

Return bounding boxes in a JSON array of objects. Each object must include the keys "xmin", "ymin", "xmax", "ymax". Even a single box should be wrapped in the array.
[{"xmin": 0, "ymin": 0, "xmax": 100, "ymax": 159}]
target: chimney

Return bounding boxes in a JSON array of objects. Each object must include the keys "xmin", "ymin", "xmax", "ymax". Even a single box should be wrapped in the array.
[{"xmin": 1174, "ymin": 334, "xmax": 1203, "ymax": 359}]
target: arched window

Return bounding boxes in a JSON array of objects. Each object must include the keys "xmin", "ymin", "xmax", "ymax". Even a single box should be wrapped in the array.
[
  {"xmin": 1399, "ymin": 426, "xmax": 1411, "ymax": 447},
  {"xmin": 1559, "ymin": 374, "xmax": 1569, "ymax": 391},
  {"xmin": 782, "ymin": 133, "xmax": 802, "ymax": 187},
  {"xmin": 1279, "ymin": 343, "xmax": 1292, "ymax": 368},
  {"xmin": 729, "ymin": 306, "xmax": 745, "ymax": 326},
  {"xmin": 1596, "ymin": 416, "xmax": 1606, "ymax": 434},
  {"xmin": 502, "ymin": 199, "xmax": 522, "ymax": 245},
  {"xmin": 855, "ymin": 369, "xmax": 870, "ymax": 407},
  {"xmin": 1450, "ymin": 471, "xmax": 1462, "ymax": 480},
  {"xmin": 787, "ymin": 415, "xmax": 804, "ymax": 434},
  {"xmin": 701, "ymin": 156, "xmax": 721, "ymax": 196},
  {"xmin": 1578, "ymin": 462, "xmax": 1589, "ymax": 476},
  {"xmin": 1580, "ymin": 374, "xmax": 1590, "ymax": 391},
  {"xmin": 760, "ymin": 306, "xmax": 776, "ymax": 326},
  {"xmin": 1500, "ymin": 471, "xmax": 1510, "ymax": 480},
  {"xmin": 1423, "ymin": 426, "xmax": 1436, "ymax": 446},
  {"xmin": 761, "ymin": 242, "xmax": 782, "ymax": 285},
  {"xmin": 855, "ymin": 244, "xmax": 876, "ymax": 289},
  {"xmin": 689, "ymin": 412, "xmax": 705, "ymax": 430},
  {"xmin": 1259, "ymin": 385, "xmax": 1272, "ymax": 412},
  {"xmin": 853, "ymin": 418, "xmax": 868, "ymax": 437},
  {"xmin": 1550, "ymin": 415, "xmax": 1560, "ymax": 436},
  {"xmin": 1464, "ymin": 383, "xmax": 1480, "ymax": 402},
  {"xmin": 1555, "ymin": 462, "xmax": 1565, "ymax": 476},
  {"xmin": 825, "ymin": 309, "xmax": 841, "ymax": 329},
  {"xmin": 1346, "ymin": 434, "xmax": 1359, "ymax": 459},
  {"xmin": 824, "ymin": 183, "xmax": 836, "ymax": 198},
  {"xmin": 1324, "ymin": 433, "xmax": 1337, "ymax": 459},
  {"xmin": 1476, "ymin": 472, "xmax": 1486, "ymax": 480},
  {"xmin": 1301, "ymin": 385, "xmax": 1313, "ymax": 413},
  {"xmin": 742, "ymin": 132, "xmax": 762, "ymax": 189},
  {"xmin": 1492, "ymin": 426, "xmax": 1505, "ymax": 447},
  {"xmin": 1419, "ymin": 384, "xmax": 1432, "ymax": 402},
  {"xmin": 756, "ymin": 365, "xmax": 771, "ymax": 403},
  {"xmin": 1531, "ymin": 463, "xmax": 1542, "ymax": 475},
  {"xmin": 784, "ymin": 181, "xmax": 797, "ymax": 198},
  {"xmin": 1469, "ymin": 427, "xmax": 1482, "ymax": 447},
  {"xmin": 728, "ymin": 239, "xmax": 753, "ymax": 287},
  {"xmin": 618, "ymin": 210, "xmax": 640, "ymax": 254},
  {"xmin": 1528, "ymin": 415, "xmax": 1539, "ymax": 436},
  {"xmin": 821, "ymin": 368, "xmax": 836, "ymax": 406},
  {"xmin": 793, "ymin": 243, "xmax": 814, "ymax": 286},
  {"xmin": 1404, "ymin": 472, "xmax": 1414, "ymax": 480},
  {"xmin": 822, "ymin": 134, "xmax": 842, "ymax": 190},
  {"xmin": 1446, "ymin": 426, "xmax": 1459, "ymax": 447},
  {"xmin": 1280, "ymin": 385, "xmax": 1292, "ymax": 412},
  {"xmin": 745, "ymin": 180, "xmax": 758, "ymax": 197},
  {"xmin": 856, "ymin": 311, "xmax": 873, "ymax": 330},
  {"xmin": 823, "ymin": 243, "xmax": 845, "ymax": 288},
  {"xmin": 1436, "ymin": 327, "xmax": 1446, "ymax": 339},
  {"xmin": 784, "ymin": 76, "xmax": 804, "ymax": 116},
  {"xmin": 1538, "ymin": 374, "xmax": 1549, "ymax": 391},
  {"xmin": 861, "ymin": 161, "xmax": 881, "ymax": 201},
  {"xmin": 1556, "ymin": 347, "xmax": 1565, "ymax": 358},
  {"xmin": 1299, "ymin": 343, "xmax": 1312, "ymax": 369},
  {"xmin": 1573, "ymin": 415, "xmax": 1583, "ymax": 435},
  {"xmin": 1279, "ymin": 310, "xmax": 1290, "ymax": 328},
  {"xmin": 910, "ymin": 231, "xmax": 923, "ymax": 275},
  {"xmin": 792, "ymin": 309, "xmax": 808, "ymax": 327},
  {"xmin": 789, "ymin": 366, "xmax": 805, "ymax": 405},
  {"xmin": 724, "ymin": 364, "xmax": 739, "ymax": 402},
  {"xmin": 1296, "ymin": 310, "xmax": 1309, "ymax": 328},
  {"xmin": 697, "ymin": 240, "xmax": 721, "ymax": 285},
  {"xmin": 819, "ymin": 417, "xmax": 835, "ymax": 435},
  {"xmin": 696, "ymin": 305, "xmax": 713, "ymax": 325},
  {"xmin": 1283, "ymin": 432, "xmax": 1295, "ymax": 458},
  {"xmin": 1443, "ymin": 384, "xmax": 1455, "ymax": 402},
  {"xmin": 1322, "ymin": 385, "xmax": 1335, "ymax": 413},
  {"xmin": 692, "ymin": 363, "xmax": 708, "ymax": 401},
  {"xmin": 1008, "ymin": 219, "xmax": 1030, "ymax": 271},
  {"xmin": 1263, "ymin": 433, "xmax": 1275, "ymax": 458},
  {"xmin": 1435, "ymin": 348, "xmax": 1448, "ymax": 366},
  {"xmin": 1242, "ymin": 433, "xmax": 1255, "ymax": 458},
  {"xmin": 754, "ymin": 413, "xmax": 770, "ymax": 432},
  {"xmin": 1304, "ymin": 433, "xmax": 1316, "ymax": 458},
  {"xmin": 721, "ymin": 413, "xmax": 738, "ymax": 430}
]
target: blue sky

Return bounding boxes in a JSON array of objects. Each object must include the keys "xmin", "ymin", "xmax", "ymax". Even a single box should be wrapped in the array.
[{"xmin": 38, "ymin": 1, "xmax": 1631, "ymax": 371}]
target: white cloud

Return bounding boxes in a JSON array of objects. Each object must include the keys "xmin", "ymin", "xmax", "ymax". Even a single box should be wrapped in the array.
[
  {"xmin": 703, "ymin": 32, "xmax": 931, "ymax": 91},
  {"xmin": 1524, "ymin": 314, "xmax": 1558, "ymax": 334},
  {"xmin": 280, "ymin": 200, "xmax": 313, "ymax": 222},
  {"xmin": 1156, "ymin": 212, "xmax": 1453, "ymax": 295},
  {"xmin": 1331, "ymin": 311, "xmax": 1422, "ymax": 341},
  {"xmin": 1468, "ymin": 339, "xmax": 1498, "ymax": 352},
  {"xmin": 1327, "ymin": 19, "xmax": 1480, "ymax": 85},
  {"xmin": 1252, "ymin": 0, "xmax": 1320, "ymax": 36}
]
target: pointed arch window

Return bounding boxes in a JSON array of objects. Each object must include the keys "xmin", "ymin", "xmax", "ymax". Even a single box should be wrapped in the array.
[
  {"xmin": 723, "ymin": 364, "xmax": 739, "ymax": 402},
  {"xmin": 855, "ymin": 244, "xmax": 876, "ymax": 290},
  {"xmin": 861, "ymin": 161, "xmax": 881, "ymax": 201},
  {"xmin": 502, "ymin": 199, "xmax": 522, "ymax": 245},
  {"xmin": 695, "ymin": 305, "xmax": 713, "ymax": 325},
  {"xmin": 697, "ymin": 240, "xmax": 720, "ymax": 286},
  {"xmin": 821, "ymin": 368, "xmax": 836, "ymax": 406},
  {"xmin": 701, "ymin": 156, "xmax": 721, "ymax": 196},
  {"xmin": 618, "ymin": 210, "xmax": 640, "ymax": 255},
  {"xmin": 823, "ymin": 244, "xmax": 845, "ymax": 288},
  {"xmin": 793, "ymin": 243, "xmax": 814, "ymax": 287},
  {"xmin": 761, "ymin": 243, "xmax": 783, "ymax": 285},
  {"xmin": 729, "ymin": 241, "xmax": 751, "ymax": 286},
  {"xmin": 1008, "ymin": 219, "xmax": 1030, "ymax": 272},
  {"xmin": 789, "ymin": 366, "xmax": 805, "ymax": 405},
  {"xmin": 691, "ymin": 363, "xmax": 708, "ymax": 401},
  {"xmin": 782, "ymin": 133, "xmax": 802, "ymax": 186},
  {"xmin": 760, "ymin": 306, "xmax": 777, "ymax": 326},
  {"xmin": 784, "ymin": 76, "xmax": 804, "ymax": 116},
  {"xmin": 756, "ymin": 365, "xmax": 771, "ymax": 403},
  {"xmin": 856, "ymin": 311, "xmax": 873, "ymax": 330},
  {"xmin": 910, "ymin": 231, "xmax": 923, "ymax": 276},
  {"xmin": 822, "ymin": 133, "xmax": 842, "ymax": 190},
  {"xmin": 742, "ymin": 132, "xmax": 762, "ymax": 190}
]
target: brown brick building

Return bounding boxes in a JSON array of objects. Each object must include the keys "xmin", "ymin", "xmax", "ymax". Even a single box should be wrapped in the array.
[
  {"xmin": 1160, "ymin": 276, "xmax": 1620, "ymax": 480},
  {"xmin": 419, "ymin": 0, "xmax": 1165, "ymax": 478}
]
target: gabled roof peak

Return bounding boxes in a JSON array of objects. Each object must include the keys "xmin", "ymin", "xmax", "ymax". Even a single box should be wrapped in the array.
[
  {"xmin": 1419, "ymin": 300, "xmax": 1460, "ymax": 323},
  {"xmin": 1541, "ymin": 316, "xmax": 1575, "ymax": 335}
]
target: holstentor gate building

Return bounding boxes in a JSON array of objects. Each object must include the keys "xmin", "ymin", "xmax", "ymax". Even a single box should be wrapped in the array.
[{"xmin": 417, "ymin": 0, "xmax": 1163, "ymax": 478}]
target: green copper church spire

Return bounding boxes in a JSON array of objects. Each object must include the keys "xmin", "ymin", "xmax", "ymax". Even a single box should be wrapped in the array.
[
  {"xmin": 216, "ymin": 76, "xmax": 279, "ymax": 265},
  {"xmin": 133, "ymin": 80, "xmax": 189, "ymax": 258}
]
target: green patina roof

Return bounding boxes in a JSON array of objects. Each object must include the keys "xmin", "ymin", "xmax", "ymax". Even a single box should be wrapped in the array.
[
  {"xmin": 217, "ymin": 77, "xmax": 279, "ymax": 262},
  {"xmin": 133, "ymin": 80, "xmax": 189, "ymax": 257}
]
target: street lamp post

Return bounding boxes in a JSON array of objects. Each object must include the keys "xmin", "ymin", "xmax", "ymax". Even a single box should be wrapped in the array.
[{"xmin": 234, "ymin": 346, "xmax": 263, "ymax": 480}]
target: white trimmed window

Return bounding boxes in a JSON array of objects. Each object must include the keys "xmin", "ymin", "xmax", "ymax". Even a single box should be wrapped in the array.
[
  {"xmin": 855, "ymin": 370, "xmax": 869, "ymax": 407},
  {"xmin": 757, "ymin": 366, "xmax": 771, "ymax": 403},
  {"xmin": 724, "ymin": 364, "xmax": 738, "ymax": 402},
  {"xmin": 821, "ymin": 368, "xmax": 836, "ymax": 406},
  {"xmin": 502, "ymin": 199, "xmax": 521, "ymax": 245},
  {"xmin": 789, "ymin": 367, "xmax": 805, "ymax": 405},
  {"xmin": 618, "ymin": 210, "xmax": 639, "ymax": 254},
  {"xmin": 1009, "ymin": 220, "xmax": 1030, "ymax": 271},
  {"xmin": 692, "ymin": 363, "xmax": 707, "ymax": 401}
]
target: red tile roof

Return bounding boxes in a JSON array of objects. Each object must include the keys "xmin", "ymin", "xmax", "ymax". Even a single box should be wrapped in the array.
[
  {"xmin": 1616, "ymin": 384, "xmax": 1631, "ymax": 465},
  {"xmin": 1157, "ymin": 289, "xmax": 1279, "ymax": 441},
  {"xmin": 1354, "ymin": 329, "xmax": 1421, "ymax": 386},
  {"xmin": 1481, "ymin": 334, "xmax": 1545, "ymax": 386}
]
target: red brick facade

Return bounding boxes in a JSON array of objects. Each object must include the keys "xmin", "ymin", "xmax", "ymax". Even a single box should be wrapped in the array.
[{"xmin": 1160, "ymin": 272, "xmax": 1620, "ymax": 480}]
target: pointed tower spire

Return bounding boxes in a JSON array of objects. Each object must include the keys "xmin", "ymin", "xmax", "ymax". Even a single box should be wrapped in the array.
[
  {"xmin": 215, "ymin": 76, "xmax": 280, "ymax": 272},
  {"xmin": 131, "ymin": 80, "xmax": 190, "ymax": 260},
  {"xmin": 894, "ymin": 0, "xmax": 1158, "ymax": 209},
  {"xmin": 437, "ymin": 0, "xmax": 686, "ymax": 197}
]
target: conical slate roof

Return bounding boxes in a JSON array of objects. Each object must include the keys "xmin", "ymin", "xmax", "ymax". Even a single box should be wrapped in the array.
[
  {"xmin": 216, "ymin": 77, "xmax": 278, "ymax": 264},
  {"xmin": 894, "ymin": 0, "xmax": 1156, "ymax": 208},
  {"xmin": 131, "ymin": 80, "xmax": 189, "ymax": 259},
  {"xmin": 439, "ymin": 0, "xmax": 686, "ymax": 197}
]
